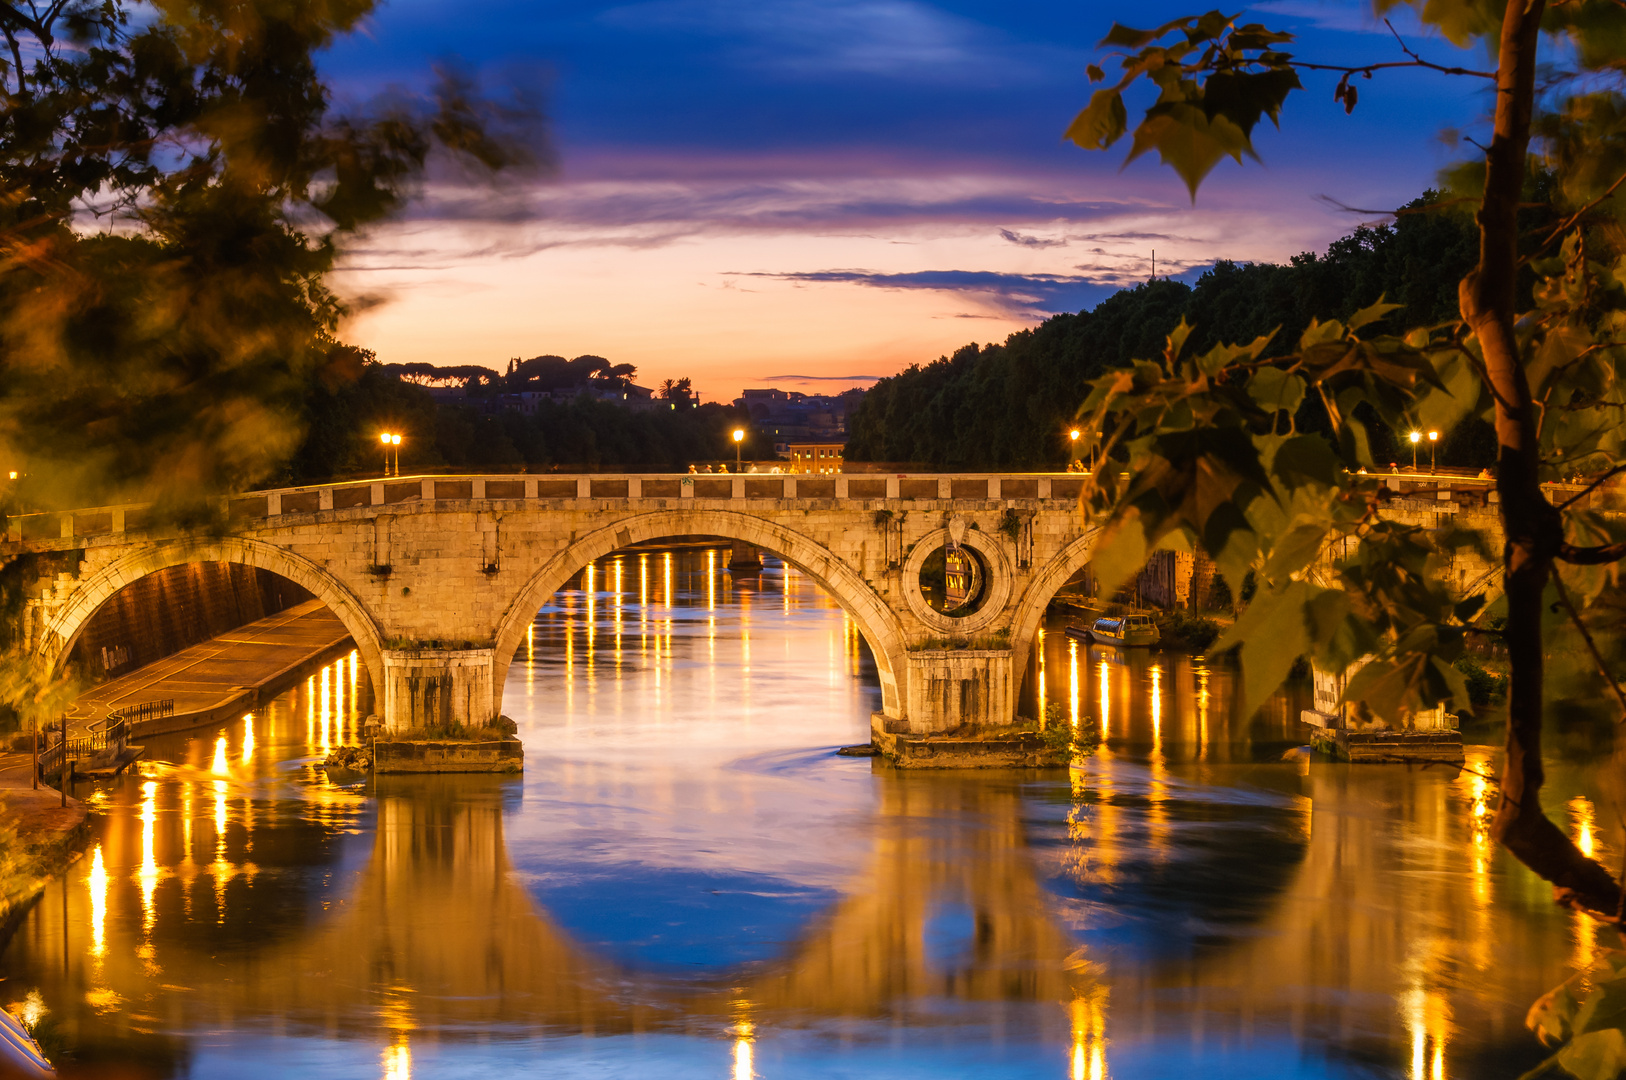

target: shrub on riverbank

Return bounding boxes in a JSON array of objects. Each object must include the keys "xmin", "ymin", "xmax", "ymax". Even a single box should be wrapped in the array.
[
  {"xmin": 1037, "ymin": 701, "xmax": 1102, "ymax": 761},
  {"xmin": 1155, "ymin": 612, "xmax": 1221, "ymax": 651},
  {"xmin": 1454, "ymin": 656, "xmax": 1509, "ymax": 708}
]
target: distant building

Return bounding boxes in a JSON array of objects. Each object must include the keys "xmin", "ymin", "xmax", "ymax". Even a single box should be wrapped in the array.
[
  {"xmin": 735, "ymin": 387, "xmax": 865, "ymax": 454},
  {"xmin": 787, "ymin": 442, "xmax": 844, "ymax": 474},
  {"xmin": 475, "ymin": 383, "xmax": 697, "ymax": 416}
]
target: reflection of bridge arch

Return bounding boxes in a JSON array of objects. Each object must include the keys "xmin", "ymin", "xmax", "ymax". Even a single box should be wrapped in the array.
[
  {"xmin": 35, "ymin": 536, "xmax": 387, "ymax": 696},
  {"xmin": 179, "ymin": 773, "xmax": 1089, "ymax": 1037},
  {"xmin": 491, "ymin": 510, "xmax": 908, "ymax": 717}
]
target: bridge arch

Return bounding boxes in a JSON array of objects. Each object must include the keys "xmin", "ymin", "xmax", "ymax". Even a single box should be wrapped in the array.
[
  {"xmin": 39, "ymin": 536, "xmax": 388, "ymax": 701},
  {"xmin": 491, "ymin": 510, "xmax": 907, "ymax": 719},
  {"xmin": 1006, "ymin": 527, "xmax": 1101, "ymax": 672}
]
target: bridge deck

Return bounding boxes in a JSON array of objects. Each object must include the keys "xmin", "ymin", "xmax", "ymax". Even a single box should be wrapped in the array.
[{"xmin": 63, "ymin": 599, "xmax": 353, "ymax": 738}]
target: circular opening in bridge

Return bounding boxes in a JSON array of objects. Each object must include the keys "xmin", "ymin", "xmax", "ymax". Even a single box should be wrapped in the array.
[{"xmin": 918, "ymin": 543, "xmax": 989, "ymax": 617}]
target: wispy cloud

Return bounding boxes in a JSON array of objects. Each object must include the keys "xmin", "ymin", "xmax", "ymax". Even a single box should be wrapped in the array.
[
  {"xmin": 747, "ymin": 268, "xmax": 1123, "ymax": 318},
  {"xmin": 999, "ymin": 228, "xmax": 1067, "ymax": 248},
  {"xmin": 599, "ymin": 0, "xmax": 1021, "ymax": 80}
]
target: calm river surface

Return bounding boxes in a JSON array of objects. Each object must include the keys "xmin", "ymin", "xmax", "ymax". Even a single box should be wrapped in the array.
[{"xmin": 0, "ymin": 545, "xmax": 1614, "ymax": 1079}]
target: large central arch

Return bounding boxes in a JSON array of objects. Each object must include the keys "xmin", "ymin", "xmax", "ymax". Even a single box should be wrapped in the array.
[
  {"xmin": 1006, "ymin": 528, "xmax": 1101, "ymax": 676},
  {"xmin": 39, "ymin": 536, "xmax": 388, "ymax": 704},
  {"xmin": 491, "ymin": 510, "xmax": 907, "ymax": 719}
]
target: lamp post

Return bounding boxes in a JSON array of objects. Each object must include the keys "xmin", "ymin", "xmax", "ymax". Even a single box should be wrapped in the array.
[
  {"xmin": 380, "ymin": 433, "xmax": 402, "ymax": 476},
  {"xmin": 1428, "ymin": 430, "xmax": 1439, "ymax": 474},
  {"xmin": 1069, "ymin": 428, "xmax": 1080, "ymax": 469},
  {"xmin": 732, "ymin": 428, "xmax": 745, "ymax": 472},
  {"xmin": 1409, "ymin": 430, "xmax": 1421, "ymax": 471}
]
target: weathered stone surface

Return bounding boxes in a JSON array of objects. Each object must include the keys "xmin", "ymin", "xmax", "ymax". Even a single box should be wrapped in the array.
[
  {"xmin": 5, "ymin": 471, "xmax": 1528, "ymax": 762},
  {"xmin": 374, "ymin": 737, "xmax": 524, "ymax": 774}
]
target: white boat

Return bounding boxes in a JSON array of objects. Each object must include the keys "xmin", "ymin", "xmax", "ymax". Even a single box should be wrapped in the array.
[{"xmin": 1067, "ymin": 614, "xmax": 1161, "ymax": 648}]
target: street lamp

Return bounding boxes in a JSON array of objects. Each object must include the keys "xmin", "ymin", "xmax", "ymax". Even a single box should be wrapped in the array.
[
  {"xmin": 1408, "ymin": 430, "xmax": 1421, "ymax": 471},
  {"xmin": 1428, "ymin": 430, "xmax": 1439, "ymax": 474},
  {"xmin": 1069, "ymin": 428, "xmax": 1080, "ymax": 468},
  {"xmin": 732, "ymin": 428, "xmax": 745, "ymax": 472},
  {"xmin": 380, "ymin": 432, "xmax": 402, "ymax": 476}
]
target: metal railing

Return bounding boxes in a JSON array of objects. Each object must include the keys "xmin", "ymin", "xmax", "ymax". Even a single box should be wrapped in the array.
[{"xmin": 38, "ymin": 699, "xmax": 166, "ymax": 781}]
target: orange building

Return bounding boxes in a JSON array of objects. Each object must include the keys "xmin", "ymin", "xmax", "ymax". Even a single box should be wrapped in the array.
[{"xmin": 788, "ymin": 443, "xmax": 844, "ymax": 474}]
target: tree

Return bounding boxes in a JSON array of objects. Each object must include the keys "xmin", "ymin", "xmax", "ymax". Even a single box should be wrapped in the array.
[
  {"xmin": 1069, "ymin": 7, "xmax": 1626, "ymax": 1072},
  {"xmin": 845, "ymin": 200, "xmax": 1487, "ymax": 470},
  {"xmin": 658, "ymin": 377, "xmax": 694, "ymax": 402},
  {"xmin": 0, "ymin": 0, "xmax": 540, "ymax": 518}
]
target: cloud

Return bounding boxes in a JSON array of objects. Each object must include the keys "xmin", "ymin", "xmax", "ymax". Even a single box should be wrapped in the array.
[
  {"xmin": 748, "ymin": 268, "xmax": 1122, "ymax": 318},
  {"xmin": 999, "ymin": 228, "xmax": 1067, "ymax": 248},
  {"xmin": 599, "ymin": 0, "xmax": 1010, "ymax": 80},
  {"xmin": 1249, "ymin": 0, "xmax": 1431, "ymax": 37},
  {"xmin": 761, "ymin": 373, "xmax": 886, "ymax": 381}
]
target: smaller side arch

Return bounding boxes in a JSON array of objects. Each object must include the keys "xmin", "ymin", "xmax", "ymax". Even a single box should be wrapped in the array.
[
  {"xmin": 1006, "ymin": 528, "xmax": 1101, "ymax": 675},
  {"xmin": 490, "ymin": 510, "xmax": 908, "ymax": 720},
  {"xmin": 40, "ymin": 537, "xmax": 388, "ymax": 706}
]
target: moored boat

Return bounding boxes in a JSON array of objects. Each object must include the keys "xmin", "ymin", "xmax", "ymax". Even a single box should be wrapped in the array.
[{"xmin": 1068, "ymin": 614, "xmax": 1161, "ymax": 648}]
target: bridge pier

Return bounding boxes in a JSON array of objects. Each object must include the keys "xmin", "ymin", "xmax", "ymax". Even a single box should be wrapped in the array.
[{"xmin": 381, "ymin": 647, "xmax": 497, "ymax": 732}]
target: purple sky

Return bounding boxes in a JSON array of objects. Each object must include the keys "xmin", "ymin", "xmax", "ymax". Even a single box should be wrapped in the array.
[{"xmin": 322, "ymin": 1, "xmax": 1496, "ymax": 401}]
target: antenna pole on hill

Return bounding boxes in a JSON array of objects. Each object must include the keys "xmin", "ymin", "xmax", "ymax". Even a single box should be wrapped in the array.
[{"xmin": 1151, "ymin": 249, "xmax": 1156, "ymax": 282}]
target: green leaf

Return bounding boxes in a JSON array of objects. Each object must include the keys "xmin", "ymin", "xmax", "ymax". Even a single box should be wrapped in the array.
[
  {"xmin": 1271, "ymin": 434, "xmax": 1341, "ymax": 488},
  {"xmin": 1087, "ymin": 506, "xmax": 1151, "ymax": 600},
  {"xmin": 1347, "ymin": 296, "xmax": 1403, "ymax": 331},
  {"xmin": 1167, "ymin": 317, "xmax": 1196, "ymax": 362},
  {"xmin": 1126, "ymin": 103, "xmax": 1251, "ymax": 199},
  {"xmin": 1065, "ymin": 89, "xmax": 1129, "ymax": 151},
  {"xmin": 1557, "ymin": 1029, "xmax": 1626, "ymax": 1080},
  {"xmin": 1099, "ymin": 19, "xmax": 1180, "ymax": 48},
  {"xmin": 1413, "ymin": 347, "xmax": 1481, "ymax": 436},
  {"xmin": 1262, "ymin": 522, "xmax": 1328, "ymax": 581},
  {"xmin": 1246, "ymin": 366, "xmax": 1305, "ymax": 414},
  {"xmin": 1201, "ymin": 67, "xmax": 1303, "ymax": 137},
  {"xmin": 1208, "ymin": 580, "xmax": 1316, "ymax": 717}
]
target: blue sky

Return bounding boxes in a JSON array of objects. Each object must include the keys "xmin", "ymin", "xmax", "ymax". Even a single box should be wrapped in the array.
[{"xmin": 322, "ymin": 1, "xmax": 1496, "ymax": 400}]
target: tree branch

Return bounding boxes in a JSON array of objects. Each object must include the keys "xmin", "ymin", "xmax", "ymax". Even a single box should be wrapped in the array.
[
  {"xmin": 1556, "ymin": 464, "xmax": 1626, "ymax": 510},
  {"xmin": 1558, "ymin": 541, "xmax": 1626, "ymax": 564},
  {"xmin": 1525, "ymin": 166, "xmax": 1626, "ymax": 264},
  {"xmin": 1293, "ymin": 58, "xmax": 1497, "ymax": 80},
  {"xmin": 1551, "ymin": 571, "xmax": 1626, "ymax": 721}
]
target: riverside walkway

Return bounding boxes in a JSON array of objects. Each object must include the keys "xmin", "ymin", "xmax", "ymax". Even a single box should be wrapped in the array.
[{"xmin": 63, "ymin": 599, "xmax": 353, "ymax": 737}]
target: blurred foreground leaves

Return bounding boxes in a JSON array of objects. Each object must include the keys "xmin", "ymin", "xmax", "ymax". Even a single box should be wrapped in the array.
[{"xmin": 0, "ymin": 0, "xmax": 543, "ymax": 519}]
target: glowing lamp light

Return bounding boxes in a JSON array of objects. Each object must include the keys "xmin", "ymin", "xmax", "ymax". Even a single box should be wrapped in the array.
[
  {"xmin": 1070, "ymin": 429, "xmax": 1080, "ymax": 440},
  {"xmin": 732, "ymin": 429, "xmax": 745, "ymax": 443},
  {"xmin": 1409, "ymin": 431, "xmax": 1421, "ymax": 444},
  {"xmin": 1428, "ymin": 431, "xmax": 1439, "ymax": 442}
]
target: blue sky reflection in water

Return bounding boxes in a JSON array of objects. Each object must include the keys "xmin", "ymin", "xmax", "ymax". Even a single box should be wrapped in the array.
[{"xmin": 0, "ymin": 543, "xmax": 1614, "ymax": 1079}]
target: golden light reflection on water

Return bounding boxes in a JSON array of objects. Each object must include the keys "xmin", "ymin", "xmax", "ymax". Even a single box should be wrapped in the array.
[
  {"xmin": 1068, "ymin": 638, "xmax": 1079, "ymax": 729},
  {"xmin": 732, "ymin": 1019, "xmax": 755, "ymax": 1080},
  {"xmin": 87, "ymin": 845, "xmax": 107, "ymax": 960},
  {"xmin": 1571, "ymin": 796, "xmax": 1601, "ymax": 973},
  {"xmin": 138, "ymin": 780, "xmax": 161, "ymax": 935},
  {"xmin": 1070, "ymin": 989, "xmax": 1108, "ymax": 1080}
]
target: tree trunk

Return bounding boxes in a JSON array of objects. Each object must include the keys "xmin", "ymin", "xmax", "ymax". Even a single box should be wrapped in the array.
[{"xmin": 1464, "ymin": 0, "xmax": 1623, "ymax": 916}]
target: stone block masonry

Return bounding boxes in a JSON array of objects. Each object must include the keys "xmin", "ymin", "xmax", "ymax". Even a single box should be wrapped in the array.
[{"xmin": 5, "ymin": 471, "xmax": 1532, "ymax": 764}]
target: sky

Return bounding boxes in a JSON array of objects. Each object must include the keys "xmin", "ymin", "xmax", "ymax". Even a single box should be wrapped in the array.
[{"xmin": 320, "ymin": 0, "xmax": 1499, "ymax": 403}]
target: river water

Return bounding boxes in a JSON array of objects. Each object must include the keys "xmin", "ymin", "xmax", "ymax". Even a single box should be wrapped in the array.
[{"xmin": 0, "ymin": 545, "xmax": 1613, "ymax": 1079}]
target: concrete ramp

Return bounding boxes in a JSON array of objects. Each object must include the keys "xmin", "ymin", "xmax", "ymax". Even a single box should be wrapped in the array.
[{"xmin": 64, "ymin": 599, "xmax": 353, "ymax": 737}]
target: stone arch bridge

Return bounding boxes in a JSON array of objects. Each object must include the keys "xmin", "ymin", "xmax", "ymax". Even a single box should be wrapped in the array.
[
  {"xmin": 7, "ymin": 473, "xmax": 1109, "ymax": 753},
  {"xmin": 5, "ymin": 470, "xmax": 1526, "ymax": 754}
]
